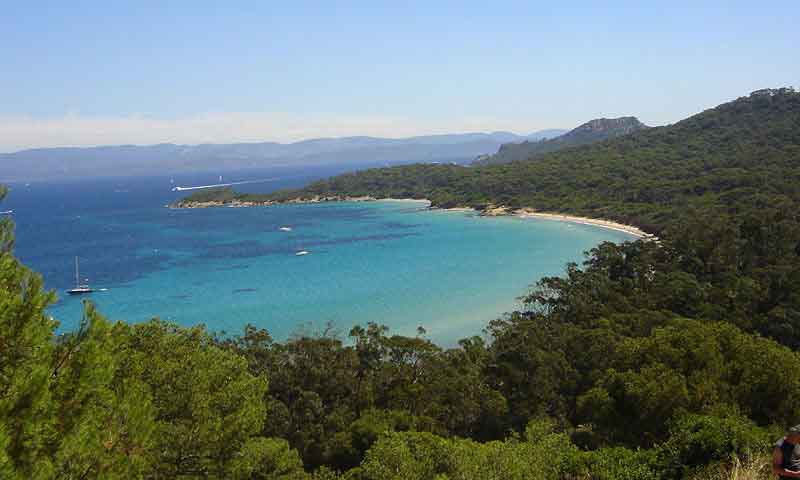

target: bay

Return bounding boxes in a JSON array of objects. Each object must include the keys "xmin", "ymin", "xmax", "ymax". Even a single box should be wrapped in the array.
[{"xmin": 3, "ymin": 166, "xmax": 635, "ymax": 343}]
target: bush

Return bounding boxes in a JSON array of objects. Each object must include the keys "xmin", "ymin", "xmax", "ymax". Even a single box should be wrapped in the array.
[
  {"xmin": 354, "ymin": 419, "xmax": 578, "ymax": 480},
  {"xmin": 656, "ymin": 412, "xmax": 771, "ymax": 479},
  {"xmin": 575, "ymin": 447, "xmax": 658, "ymax": 480}
]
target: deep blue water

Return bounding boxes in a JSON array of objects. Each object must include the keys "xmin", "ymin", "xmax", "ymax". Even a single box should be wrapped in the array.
[{"xmin": 3, "ymin": 166, "xmax": 635, "ymax": 343}]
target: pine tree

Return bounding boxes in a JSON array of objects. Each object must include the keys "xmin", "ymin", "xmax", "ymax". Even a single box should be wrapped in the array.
[{"xmin": 0, "ymin": 186, "xmax": 58, "ymax": 478}]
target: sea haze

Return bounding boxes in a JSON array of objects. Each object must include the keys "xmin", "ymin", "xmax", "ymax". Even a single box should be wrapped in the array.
[
  {"xmin": 0, "ymin": 129, "xmax": 567, "ymax": 181},
  {"xmin": 4, "ymin": 166, "xmax": 635, "ymax": 343}
]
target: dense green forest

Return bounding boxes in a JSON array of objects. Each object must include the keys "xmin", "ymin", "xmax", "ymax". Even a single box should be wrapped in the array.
[
  {"xmin": 186, "ymin": 89, "xmax": 799, "ymax": 232},
  {"xmin": 4, "ymin": 88, "xmax": 800, "ymax": 478}
]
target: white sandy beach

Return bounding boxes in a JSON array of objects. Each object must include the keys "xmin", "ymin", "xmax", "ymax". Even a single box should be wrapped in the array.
[
  {"xmin": 514, "ymin": 211, "xmax": 651, "ymax": 239},
  {"xmin": 180, "ymin": 194, "xmax": 653, "ymax": 240},
  {"xmin": 422, "ymin": 201, "xmax": 652, "ymax": 239}
]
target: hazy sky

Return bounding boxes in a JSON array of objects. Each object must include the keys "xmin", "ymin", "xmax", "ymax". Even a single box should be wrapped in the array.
[{"xmin": 1, "ymin": 1, "xmax": 798, "ymax": 152}]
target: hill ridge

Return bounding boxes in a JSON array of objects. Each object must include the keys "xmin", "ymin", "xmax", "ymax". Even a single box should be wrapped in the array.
[{"xmin": 474, "ymin": 116, "xmax": 648, "ymax": 165}]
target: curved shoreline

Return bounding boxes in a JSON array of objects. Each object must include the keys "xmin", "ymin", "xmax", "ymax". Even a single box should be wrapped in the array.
[
  {"xmin": 430, "ymin": 204, "xmax": 651, "ymax": 239},
  {"xmin": 512, "ymin": 211, "xmax": 652, "ymax": 239},
  {"xmin": 172, "ymin": 196, "xmax": 655, "ymax": 240}
]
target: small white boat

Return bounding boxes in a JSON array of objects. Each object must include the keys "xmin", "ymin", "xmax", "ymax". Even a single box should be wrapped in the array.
[
  {"xmin": 279, "ymin": 226, "xmax": 292, "ymax": 232},
  {"xmin": 67, "ymin": 256, "xmax": 95, "ymax": 295},
  {"xmin": 295, "ymin": 250, "xmax": 310, "ymax": 256},
  {"xmin": 0, "ymin": 210, "xmax": 12, "ymax": 215},
  {"xmin": 67, "ymin": 286, "xmax": 94, "ymax": 295}
]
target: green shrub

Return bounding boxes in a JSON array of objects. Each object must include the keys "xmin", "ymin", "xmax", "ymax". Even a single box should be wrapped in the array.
[
  {"xmin": 576, "ymin": 447, "xmax": 658, "ymax": 480},
  {"xmin": 656, "ymin": 412, "xmax": 771, "ymax": 479},
  {"xmin": 355, "ymin": 419, "xmax": 578, "ymax": 480}
]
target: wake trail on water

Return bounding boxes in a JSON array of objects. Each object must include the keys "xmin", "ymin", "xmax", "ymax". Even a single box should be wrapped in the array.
[{"xmin": 171, "ymin": 178, "xmax": 280, "ymax": 192}]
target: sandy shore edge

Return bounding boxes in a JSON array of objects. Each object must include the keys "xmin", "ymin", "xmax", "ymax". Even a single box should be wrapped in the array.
[
  {"xmin": 513, "ymin": 211, "xmax": 651, "ymax": 239},
  {"xmin": 173, "ymin": 195, "xmax": 654, "ymax": 239},
  {"xmin": 429, "ymin": 204, "xmax": 652, "ymax": 239}
]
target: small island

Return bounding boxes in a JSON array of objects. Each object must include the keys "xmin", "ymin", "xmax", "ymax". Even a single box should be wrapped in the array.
[{"xmin": 171, "ymin": 187, "xmax": 381, "ymax": 209}]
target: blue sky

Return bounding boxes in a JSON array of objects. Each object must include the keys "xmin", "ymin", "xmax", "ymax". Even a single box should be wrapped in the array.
[{"xmin": 1, "ymin": 1, "xmax": 798, "ymax": 151}]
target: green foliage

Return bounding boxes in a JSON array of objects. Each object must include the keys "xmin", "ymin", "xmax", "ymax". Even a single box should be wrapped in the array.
[
  {"xmin": 48, "ymin": 304, "xmax": 156, "ymax": 479},
  {"xmin": 0, "ymin": 200, "xmax": 157, "ymax": 478},
  {"xmin": 193, "ymin": 89, "xmax": 800, "ymax": 350},
  {"xmin": 228, "ymin": 437, "xmax": 307, "ymax": 480},
  {"xmin": 325, "ymin": 409, "xmax": 422, "ymax": 470},
  {"xmin": 0, "ymin": 234, "xmax": 57, "ymax": 478},
  {"xmin": 181, "ymin": 88, "xmax": 800, "ymax": 476},
  {"xmin": 355, "ymin": 419, "xmax": 578, "ymax": 480},
  {"xmin": 656, "ymin": 412, "xmax": 772, "ymax": 479},
  {"xmin": 576, "ymin": 447, "xmax": 658, "ymax": 480},
  {"xmin": 220, "ymin": 322, "xmax": 507, "ymax": 471},
  {"xmin": 475, "ymin": 116, "xmax": 648, "ymax": 166},
  {"xmin": 177, "ymin": 186, "xmax": 238, "ymax": 205},
  {"xmin": 122, "ymin": 319, "xmax": 300, "ymax": 478},
  {"xmin": 216, "ymin": 89, "xmax": 800, "ymax": 234},
  {"xmin": 6, "ymin": 89, "xmax": 800, "ymax": 477}
]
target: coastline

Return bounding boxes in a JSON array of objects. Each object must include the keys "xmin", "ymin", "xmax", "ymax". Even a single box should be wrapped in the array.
[
  {"xmin": 170, "ymin": 194, "xmax": 390, "ymax": 209},
  {"xmin": 433, "ymin": 204, "xmax": 652, "ymax": 239},
  {"xmin": 512, "ymin": 209, "xmax": 652, "ymax": 239},
  {"xmin": 172, "ymin": 196, "xmax": 654, "ymax": 239}
]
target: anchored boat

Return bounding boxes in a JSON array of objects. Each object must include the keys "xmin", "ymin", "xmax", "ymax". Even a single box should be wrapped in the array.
[{"xmin": 67, "ymin": 256, "xmax": 94, "ymax": 295}]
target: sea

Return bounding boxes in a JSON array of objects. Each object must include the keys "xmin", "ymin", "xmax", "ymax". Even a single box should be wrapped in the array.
[{"xmin": 2, "ymin": 164, "xmax": 636, "ymax": 344}]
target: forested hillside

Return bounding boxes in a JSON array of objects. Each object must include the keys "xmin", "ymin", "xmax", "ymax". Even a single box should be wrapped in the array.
[
  {"xmin": 4, "ymin": 88, "xmax": 800, "ymax": 478},
  {"xmin": 473, "ymin": 116, "xmax": 648, "ymax": 165},
  {"xmin": 253, "ymin": 88, "xmax": 799, "ymax": 234}
]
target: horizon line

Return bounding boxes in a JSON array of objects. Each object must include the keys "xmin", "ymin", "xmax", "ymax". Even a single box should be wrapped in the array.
[{"xmin": 0, "ymin": 126, "xmax": 580, "ymax": 155}]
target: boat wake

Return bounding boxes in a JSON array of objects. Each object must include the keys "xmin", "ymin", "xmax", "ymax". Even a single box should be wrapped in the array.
[{"xmin": 171, "ymin": 178, "xmax": 280, "ymax": 192}]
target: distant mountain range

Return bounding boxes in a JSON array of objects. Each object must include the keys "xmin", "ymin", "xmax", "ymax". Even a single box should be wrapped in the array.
[
  {"xmin": 474, "ymin": 117, "xmax": 648, "ymax": 165},
  {"xmin": 0, "ymin": 130, "xmax": 567, "ymax": 182}
]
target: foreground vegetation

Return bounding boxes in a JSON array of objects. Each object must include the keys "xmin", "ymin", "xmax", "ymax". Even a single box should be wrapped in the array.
[{"xmin": 4, "ymin": 88, "xmax": 800, "ymax": 478}]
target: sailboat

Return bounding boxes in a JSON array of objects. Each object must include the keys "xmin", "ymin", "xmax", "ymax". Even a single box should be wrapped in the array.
[
  {"xmin": 285, "ymin": 232, "xmax": 309, "ymax": 256},
  {"xmin": 294, "ymin": 236, "xmax": 310, "ymax": 256},
  {"xmin": 67, "ymin": 256, "xmax": 94, "ymax": 295}
]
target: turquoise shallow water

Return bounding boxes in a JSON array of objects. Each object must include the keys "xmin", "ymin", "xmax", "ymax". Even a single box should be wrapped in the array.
[
  {"xmin": 5, "ymin": 173, "xmax": 635, "ymax": 344},
  {"xmin": 51, "ymin": 201, "xmax": 633, "ymax": 343}
]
